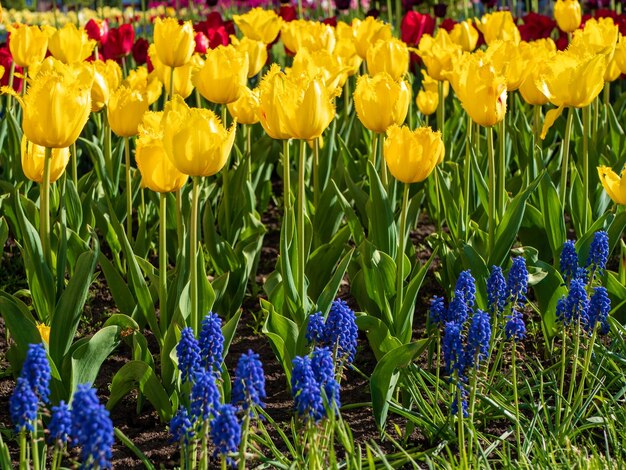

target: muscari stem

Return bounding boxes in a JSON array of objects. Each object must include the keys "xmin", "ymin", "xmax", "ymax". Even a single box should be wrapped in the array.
[
  {"xmin": 512, "ymin": 341, "xmax": 522, "ymax": 452},
  {"xmin": 464, "ymin": 115, "xmax": 472, "ymax": 241},
  {"xmin": 498, "ymin": 117, "xmax": 506, "ymax": 219}
]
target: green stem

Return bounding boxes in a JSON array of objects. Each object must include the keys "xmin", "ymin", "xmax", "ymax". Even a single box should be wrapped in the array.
[
  {"xmin": 565, "ymin": 321, "xmax": 581, "ymax": 431},
  {"xmin": 512, "ymin": 342, "xmax": 522, "ymax": 452},
  {"xmin": 395, "ymin": 183, "xmax": 410, "ymax": 330},
  {"xmin": 457, "ymin": 382, "xmax": 466, "ymax": 469},
  {"xmin": 199, "ymin": 420, "xmax": 209, "ymax": 470},
  {"xmin": 32, "ymin": 418, "xmax": 40, "ymax": 470},
  {"xmin": 437, "ymin": 81, "xmax": 445, "ymax": 140},
  {"xmin": 313, "ymin": 138, "xmax": 320, "ymax": 210},
  {"xmin": 463, "ymin": 115, "xmax": 472, "ymax": 241},
  {"xmin": 124, "ymin": 137, "xmax": 133, "ymax": 242},
  {"xmin": 487, "ymin": 126, "xmax": 496, "ymax": 255},
  {"xmin": 71, "ymin": 142, "xmax": 78, "ymax": 188},
  {"xmin": 41, "ymin": 148, "xmax": 52, "ymax": 267},
  {"xmin": 380, "ymin": 134, "xmax": 388, "ymax": 188},
  {"xmin": 582, "ymin": 105, "xmax": 590, "ymax": 232},
  {"xmin": 556, "ymin": 327, "xmax": 567, "ymax": 430},
  {"xmin": 238, "ymin": 413, "xmax": 251, "ymax": 470},
  {"xmin": 497, "ymin": 117, "xmax": 506, "ymax": 219},
  {"xmin": 221, "ymin": 456, "xmax": 227, "ymax": 470},
  {"xmin": 176, "ymin": 189, "xmax": 183, "ymax": 259},
  {"xmin": 298, "ymin": 140, "xmax": 307, "ymax": 316},
  {"xmin": 159, "ymin": 193, "xmax": 168, "ymax": 333},
  {"xmin": 283, "ymin": 139, "xmax": 291, "ymax": 223},
  {"xmin": 190, "ymin": 177, "xmax": 200, "ymax": 333},
  {"xmin": 559, "ymin": 108, "xmax": 574, "ymax": 209},
  {"xmin": 531, "ymin": 105, "xmax": 542, "ymax": 186},
  {"xmin": 103, "ymin": 112, "xmax": 113, "ymax": 186},
  {"xmin": 572, "ymin": 327, "xmax": 598, "ymax": 415},
  {"xmin": 19, "ymin": 430, "xmax": 26, "ymax": 470},
  {"xmin": 370, "ymin": 132, "xmax": 378, "ymax": 168}
]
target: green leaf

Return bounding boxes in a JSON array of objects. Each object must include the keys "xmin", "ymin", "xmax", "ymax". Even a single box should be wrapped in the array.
[
  {"xmin": 0, "ymin": 291, "xmax": 41, "ymax": 367},
  {"xmin": 261, "ymin": 299, "xmax": 299, "ymax": 384},
  {"xmin": 366, "ymin": 162, "xmax": 397, "ymax": 257},
  {"xmin": 98, "ymin": 253, "xmax": 136, "ymax": 315},
  {"xmin": 317, "ymin": 248, "xmax": 354, "ymax": 316},
  {"xmin": 538, "ymin": 173, "xmax": 566, "ymax": 262}
]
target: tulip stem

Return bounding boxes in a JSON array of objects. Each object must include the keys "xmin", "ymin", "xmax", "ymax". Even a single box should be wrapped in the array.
[
  {"xmin": 437, "ymin": 81, "xmax": 445, "ymax": 141},
  {"xmin": 103, "ymin": 113, "xmax": 113, "ymax": 189},
  {"xmin": 395, "ymin": 183, "xmax": 410, "ymax": 329},
  {"xmin": 370, "ymin": 132, "xmax": 378, "ymax": 168},
  {"xmin": 71, "ymin": 142, "xmax": 78, "ymax": 188},
  {"xmin": 487, "ymin": 126, "xmax": 495, "ymax": 255},
  {"xmin": 532, "ymin": 105, "xmax": 542, "ymax": 186},
  {"xmin": 283, "ymin": 139, "xmax": 291, "ymax": 221},
  {"xmin": 380, "ymin": 135, "xmax": 389, "ymax": 188},
  {"xmin": 298, "ymin": 140, "xmax": 307, "ymax": 317},
  {"xmin": 176, "ymin": 189, "xmax": 183, "ymax": 259},
  {"xmin": 498, "ymin": 117, "xmax": 506, "ymax": 220},
  {"xmin": 464, "ymin": 115, "xmax": 472, "ymax": 241},
  {"xmin": 559, "ymin": 108, "xmax": 574, "ymax": 210},
  {"xmin": 190, "ymin": 176, "xmax": 200, "ymax": 333},
  {"xmin": 583, "ymin": 105, "xmax": 590, "ymax": 232},
  {"xmin": 221, "ymin": 107, "xmax": 231, "ymax": 237},
  {"xmin": 124, "ymin": 137, "xmax": 133, "ymax": 242},
  {"xmin": 41, "ymin": 148, "xmax": 52, "ymax": 267},
  {"xmin": 313, "ymin": 138, "xmax": 320, "ymax": 210},
  {"xmin": 159, "ymin": 193, "xmax": 168, "ymax": 334}
]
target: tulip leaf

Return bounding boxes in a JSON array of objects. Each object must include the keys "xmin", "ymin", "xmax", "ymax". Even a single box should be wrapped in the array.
[
  {"xmin": 538, "ymin": 172, "xmax": 566, "ymax": 263},
  {"xmin": 0, "ymin": 291, "xmax": 41, "ymax": 368},
  {"xmin": 316, "ymin": 247, "xmax": 354, "ymax": 316},
  {"xmin": 261, "ymin": 299, "xmax": 299, "ymax": 384},
  {"xmin": 366, "ymin": 161, "xmax": 397, "ymax": 257}
]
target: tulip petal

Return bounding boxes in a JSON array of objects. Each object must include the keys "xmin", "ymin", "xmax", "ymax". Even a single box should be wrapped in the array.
[{"xmin": 541, "ymin": 105, "xmax": 564, "ymax": 140}]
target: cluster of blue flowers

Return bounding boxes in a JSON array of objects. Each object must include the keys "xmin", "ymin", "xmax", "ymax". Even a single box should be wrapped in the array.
[
  {"xmin": 556, "ymin": 232, "xmax": 611, "ymax": 334},
  {"xmin": 10, "ymin": 343, "xmax": 114, "ymax": 468},
  {"xmin": 171, "ymin": 313, "xmax": 267, "ymax": 464},
  {"xmin": 291, "ymin": 347, "xmax": 341, "ymax": 422},
  {"xmin": 306, "ymin": 299, "xmax": 358, "ymax": 365}
]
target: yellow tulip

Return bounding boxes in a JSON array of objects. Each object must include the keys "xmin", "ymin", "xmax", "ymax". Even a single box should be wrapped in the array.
[
  {"xmin": 353, "ymin": 73, "xmax": 411, "ymax": 134},
  {"xmin": 47, "ymin": 23, "xmax": 95, "ymax": 64},
  {"xmin": 227, "ymin": 86, "xmax": 260, "ymax": 125},
  {"xmin": 149, "ymin": 45, "xmax": 202, "ymax": 99},
  {"xmin": 475, "ymin": 11, "xmax": 521, "ymax": 45},
  {"xmin": 485, "ymin": 40, "xmax": 526, "ymax": 91},
  {"xmin": 282, "ymin": 74, "xmax": 336, "ymax": 140},
  {"xmin": 605, "ymin": 57, "xmax": 621, "ymax": 82},
  {"xmin": 21, "ymin": 136, "xmax": 70, "ymax": 183},
  {"xmin": 335, "ymin": 37, "xmax": 363, "ymax": 77},
  {"xmin": 124, "ymin": 66, "xmax": 163, "ymax": 105},
  {"xmin": 354, "ymin": 16, "xmax": 392, "ymax": 59},
  {"xmin": 449, "ymin": 52, "xmax": 507, "ymax": 127},
  {"xmin": 193, "ymin": 45, "xmax": 248, "ymax": 104},
  {"xmin": 289, "ymin": 47, "xmax": 349, "ymax": 93},
  {"xmin": 233, "ymin": 7, "xmax": 282, "ymax": 44},
  {"xmin": 417, "ymin": 30, "xmax": 462, "ymax": 82},
  {"xmin": 91, "ymin": 59, "xmax": 122, "ymax": 112},
  {"xmin": 416, "ymin": 90, "xmax": 438, "ymax": 116},
  {"xmin": 519, "ymin": 40, "xmax": 557, "ymax": 106},
  {"xmin": 153, "ymin": 18, "xmax": 195, "ymax": 68},
  {"xmin": 257, "ymin": 65, "xmax": 292, "ymax": 140},
  {"xmin": 8, "ymin": 24, "xmax": 52, "ymax": 67},
  {"xmin": 135, "ymin": 112, "xmax": 188, "ymax": 193},
  {"xmin": 384, "ymin": 125, "xmax": 444, "ymax": 184},
  {"xmin": 421, "ymin": 69, "xmax": 449, "ymax": 97},
  {"xmin": 5, "ymin": 62, "xmax": 93, "ymax": 148},
  {"xmin": 281, "ymin": 20, "xmax": 336, "ymax": 54},
  {"xmin": 231, "ymin": 36, "xmax": 267, "ymax": 78},
  {"xmin": 162, "ymin": 95, "xmax": 236, "ymax": 177},
  {"xmin": 36, "ymin": 323, "xmax": 50, "ymax": 344},
  {"xmin": 554, "ymin": 0, "xmax": 582, "ymax": 33},
  {"xmin": 449, "ymin": 20, "xmax": 479, "ymax": 52},
  {"xmin": 598, "ymin": 165, "xmax": 626, "ymax": 205},
  {"xmin": 366, "ymin": 38, "xmax": 409, "ymax": 81},
  {"xmin": 107, "ymin": 86, "xmax": 149, "ymax": 137},
  {"xmin": 569, "ymin": 17, "xmax": 618, "ymax": 57},
  {"xmin": 614, "ymin": 35, "xmax": 626, "ymax": 73}
]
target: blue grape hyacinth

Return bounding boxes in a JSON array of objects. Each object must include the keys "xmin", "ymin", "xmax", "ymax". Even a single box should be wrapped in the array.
[
  {"xmin": 487, "ymin": 266, "xmax": 507, "ymax": 316},
  {"xmin": 210, "ymin": 404, "xmax": 241, "ymax": 460},
  {"xmin": 10, "ymin": 377, "xmax": 38, "ymax": 432},
  {"xmin": 291, "ymin": 355, "xmax": 325, "ymax": 422},
  {"xmin": 586, "ymin": 231, "xmax": 609, "ymax": 279},
  {"xmin": 306, "ymin": 312, "xmax": 326, "ymax": 344},
  {"xmin": 190, "ymin": 369, "xmax": 221, "ymax": 422},
  {"xmin": 48, "ymin": 400, "xmax": 72, "ymax": 445},
  {"xmin": 588, "ymin": 286, "xmax": 611, "ymax": 335},
  {"xmin": 560, "ymin": 240, "xmax": 578, "ymax": 284},
  {"xmin": 448, "ymin": 292, "xmax": 469, "ymax": 325},
  {"xmin": 177, "ymin": 327, "xmax": 201, "ymax": 383},
  {"xmin": 231, "ymin": 350, "xmax": 266, "ymax": 411},
  {"xmin": 428, "ymin": 296, "xmax": 447, "ymax": 326},
  {"xmin": 199, "ymin": 313, "xmax": 224, "ymax": 375},
  {"xmin": 442, "ymin": 321, "xmax": 466, "ymax": 378},
  {"xmin": 21, "ymin": 343, "xmax": 51, "ymax": 403},
  {"xmin": 466, "ymin": 310, "xmax": 491, "ymax": 368},
  {"xmin": 556, "ymin": 277, "xmax": 590, "ymax": 326},
  {"xmin": 169, "ymin": 407, "xmax": 195, "ymax": 444},
  {"xmin": 507, "ymin": 257, "xmax": 528, "ymax": 308},
  {"xmin": 505, "ymin": 309, "xmax": 526, "ymax": 342},
  {"xmin": 311, "ymin": 347, "xmax": 341, "ymax": 412},
  {"xmin": 455, "ymin": 270, "xmax": 476, "ymax": 309},
  {"xmin": 323, "ymin": 299, "xmax": 358, "ymax": 364}
]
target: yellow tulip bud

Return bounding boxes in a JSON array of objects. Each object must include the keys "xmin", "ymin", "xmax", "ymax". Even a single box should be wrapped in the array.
[
  {"xmin": 475, "ymin": 11, "xmax": 521, "ymax": 45},
  {"xmin": 598, "ymin": 165, "xmax": 626, "ymax": 205},
  {"xmin": 233, "ymin": 7, "xmax": 282, "ymax": 44},
  {"xmin": 283, "ymin": 75, "xmax": 336, "ymax": 140},
  {"xmin": 449, "ymin": 20, "xmax": 479, "ymax": 52},
  {"xmin": 47, "ymin": 23, "xmax": 95, "ymax": 64},
  {"xmin": 21, "ymin": 136, "xmax": 70, "ymax": 184},
  {"xmin": 416, "ymin": 90, "xmax": 438, "ymax": 116},
  {"xmin": 107, "ymin": 86, "xmax": 149, "ymax": 137},
  {"xmin": 153, "ymin": 18, "xmax": 195, "ymax": 68},
  {"xmin": 257, "ymin": 65, "xmax": 292, "ymax": 140},
  {"xmin": 6, "ymin": 62, "xmax": 93, "ymax": 148},
  {"xmin": 91, "ymin": 60, "xmax": 122, "ymax": 112},
  {"xmin": 227, "ymin": 86, "xmax": 260, "ymax": 125},
  {"xmin": 135, "ymin": 112, "xmax": 188, "ymax": 193},
  {"xmin": 449, "ymin": 52, "xmax": 507, "ymax": 127},
  {"xmin": 281, "ymin": 20, "xmax": 336, "ymax": 54},
  {"xmin": 384, "ymin": 125, "xmax": 444, "ymax": 184},
  {"xmin": 353, "ymin": 73, "xmax": 411, "ymax": 134},
  {"xmin": 8, "ymin": 24, "xmax": 52, "ymax": 68},
  {"xmin": 417, "ymin": 30, "xmax": 462, "ymax": 82},
  {"xmin": 149, "ymin": 44, "xmax": 203, "ymax": 99},
  {"xmin": 354, "ymin": 16, "xmax": 392, "ymax": 59},
  {"xmin": 162, "ymin": 95, "xmax": 236, "ymax": 177},
  {"xmin": 421, "ymin": 69, "xmax": 449, "ymax": 97},
  {"xmin": 366, "ymin": 38, "xmax": 409, "ymax": 81},
  {"xmin": 485, "ymin": 40, "xmax": 526, "ymax": 91},
  {"xmin": 554, "ymin": 0, "xmax": 582, "ymax": 33},
  {"xmin": 36, "ymin": 323, "xmax": 50, "ymax": 344},
  {"xmin": 605, "ymin": 57, "xmax": 621, "ymax": 82},
  {"xmin": 193, "ymin": 45, "xmax": 248, "ymax": 105},
  {"xmin": 231, "ymin": 36, "xmax": 268, "ymax": 78}
]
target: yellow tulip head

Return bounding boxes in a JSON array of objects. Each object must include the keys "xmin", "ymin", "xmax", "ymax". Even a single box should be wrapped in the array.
[
  {"xmin": 231, "ymin": 36, "xmax": 268, "ymax": 78},
  {"xmin": 554, "ymin": 0, "xmax": 582, "ymax": 33},
  {"xmin": 282, "ymin": 74, "xmax": 336, "ymax": 140},
  {"xmin": 21, "ymin": 136, "xmax": 70, "ymax": 183},
  {"xmin": 518, "ymin": 40, "xmax": 557, "ymax": 106},
  {"xmin": 124, "ymin": 66, "xmax": 163, "ymax": 105},
  {"xmin": 416, "ymin": 89, "xmax": 438, "ymax": 116},
  {"xmin": 48, "ymin": 23, "xmax": 95, "ymax": 64},
  {"xmin": 8, "ymin": 24, "xmax": 52, "ymax": 67},
  {"xmin": 162, "ymin": 95, "xmax": 236, "ymax": 177},
  {"xmin": 417, "ymin": 30, "xmax": 462, "ymax": 82},
  {"xmin": 614, "ymin": 35, "xmax": 626, "ymax": 73},
  {"xmin": 135, "ymin": 112, "xmax": 188, "ymax": 193},
  {"xmin": 353, "ymin": 72, "xmax": 411, "ymax": 134},
  {"xmin": 153, "ymin": 18, "xmax": 195, "ymax": 68},
  {"xmin": 36, "ymin": 323, "xmax": 50, "ymax": 344},
  {"xmin": 366, "ymin": 38, "xmax": 409, "ymax": 82},
  {"xmin": 149, "ymin": 44, "xmax": 203, "ymax": 99},
  {"xmin": 233, "ymin": 7, "xmax": 282, "ymax": 44},
  {"xmin": 281, "ymin": 20, "xmax": 336, "ymax": 55},
  {"xmin": 227, "ymin": 86, "xmax": 260, "ymax": 125},
  {"xmin": 421, "ymin": 69, "xmax": 449, "ymax": 97},
  {"xmin": 384, "ymin": 125, "xmax": 444, "ymax": 184},
  {"xmin": 485, "ymin": 40, "xmax": 526, "ymax": 91},
  {"xmin": 290, "ymin": 47, "xmax": 349, "ymax": 93},
  {"xmin": 354, "ymin": 16, "xmax": 392, "ymax": 59},
  {"xmin": 475, "ymin": 11, "xmax": 521, "ymax": 45},
  {"xmin": 449, "ymin": 20, "xmax": 479, "ymax": 52},
  {"xmin": 107, "ymin": 86, "xmax": 149, "ymax": 137},
  {"xmin": 91, "ymin": 59, "xmax": 122, "ymax": 112},
  {"xmin": 334, "ymin": 37, "xmax": 363, "ymax": 77},
  {"xmin": 193, "ymin": 45, "xmax": 248, "ymax": 104},
  {"xmin": 598, "ymin": 165, "xmax": 626, "ymax": 205},
  {"xmin": 569, "ymin": 17, "xmax": 618, "ymax": 57},
  {"xmin": 450, "ymin": 52, "xmax": 507, "ymax": 127},
  {"xmin": 257, "ymin": 65, "xmax": 292, "ymax": 140}
]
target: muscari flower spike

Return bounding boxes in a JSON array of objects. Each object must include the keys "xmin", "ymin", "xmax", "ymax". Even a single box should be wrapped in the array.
[
  {"xmin": 177, "ymin": 327, "xmax": 201, "ymax": 384},
  {"xmin": 556, "ymin": 277, "xmax": 590, "ymax": 327},
  {"xmin": 311, "ymin": 347, "xmax": 341, "ymax": 412},
  {"xmin": 10, "ymin": 377, "xmax": 38, "ymax": 432},
  {"xmin": 586, "ymin": 231, "xmax": 609, "ymax": 281},
  {"xmin": 442, "ymin": 321, "xmax": 466, "ymax": 378},
  {"xmin": 306, "ymin": 312, "xmax": 326, "ymax": 344},
  {"xmin": 21, "ymin": 343, "xmax": 51, "ymax": 403},
  {"xmin": 448, "ymin": 292, "xmax": 469, "ymax": 325},
  {"xmin": 455, "ymin": 270, "xmax": 476, "ymax": 309},
  {"xmin": 428, "ymin": 296, "xmax": 447, "ymax": 326},
  {"xmin": 48, "ymin": 400, "xmax": 72, "ymax": 445},
  {"xmin": 324, "ymin": 299, "xmax": 358, "ymax": 364},
  {"xmin": 450, "ymin": 382, "xmax": 469, "ymax": 418},
  {"xmin": 487, "ymin": 266, "xmax": 507, "ymax": 316},
  {"xmin": 199, "ymin": 312, "xmax": 224, "ymax": 375},
  {"xmin": 466, "ymin": 309, "xmax": 491, "ymax": 368},
  {"xmin": 505, "ymin": 309, "xmax": 526, "ymax": 342},
  {"xmin": 588, "ymin": 286, "xmax": 611, "ymax": 335},
  {"xmin": 71, "ymin": 384, "xmax": 100, "ymax": 443},
  {"xmin": 210, "ymin": 404, "xmax": 241, "ymax": 460},
  {"xmin": 191, "ymin": 368, "xmax": 221, "ymax": 422},
  {"xmin": 507, "ymin": 256, "xmax": 528, "ymax": 308},
  {"xmin": 231, "ymin": 350, "xmax": 266, "ymax": 411},
  {"xmin": 169, "ymin": 407, "xmax": 195, "ymax": 444},
  {"xmin": 291, "ymin": 355, "xmax": 325, "ymax": 422},
  {"xmin": 560, "ymin": 240, "xmax": 578, "ymax": 284}
]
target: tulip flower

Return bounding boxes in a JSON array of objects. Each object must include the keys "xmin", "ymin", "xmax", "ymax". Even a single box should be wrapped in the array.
[
  {"xmin": 554, "ymin": 0, "xmax": 582, "ymax": 33},
  {"xmin": 366, "ymin": 38, "xmax": 409, "ymax": 82},
  {"xmin": 21, "ymin": 136, "xmax": 70, "ymax": 184},
  {"xmin": 421, "ymin": 69, "xmax": 449, "ymax": 97},
  {"xmin": 132, "ymin": 38, "xmax": 149, "ymax": 65},
  {"xmin": 334, "ymin": 34, "xmax": 362, "ymax": 77},
  {"xmin": 7, "ymin": 24, "xmax": 51, "ymax": 68},
  {"xmin": 354, "ymin": 16, "xmax": 392, "ymax": 59},
  {"xmin": 614, "ymin": 35, "xmax": 626, "ymax": 73},
  {"xmin": 91, "ymin": 59, "xmax": 122, "ymax": 112},
  {"xmin": 281, "ymin": 20, "xmax": 336, "ymax": 55},
  {"xmin": 124, "ymin": 66, "xmax": 163, "ymax": 105},
  {"xmin": 282, "ymin": 75, "xmax": 335, "ymax": 141},
  {"xmin": 449, "ymin": 20, "xmax": 479, "ymax": 52},
  {"xmin": 227, "ymin": 86, "xmax": 260, "ymax": 125},
  {"xmin": 417, "ymin": 30, "xmax": 462, "ymax": 82},
  {"xmin": 598, "ymin": 166, "xmax": 626, "ymax": 205},
  {"xmin": 485, "ymin": 40, "xmax": 526, "ymax": 92},
  {"xmin": 289, "ymin": 48, "xmax": 349, "ymax": 94},
  {"xmin": 107, "ymin": 86, "xmax": 149, "ymax": 137},
  {"xmin": 101, "ymin": 24, "xmax": 134, "ymax": 61},
  {"xmin": 233, "ymin": 7, "xmax": 283, "ymax": 44},
  {"xmin": 400, "ymin": 11, "xmax": 436, "ymax": 48},
  {"xmin": 257, "ymin": 65, "xmax": 293, "ymax": 140},
  {"xmin": 47, "ymin": 23, "xmax": 96, "ymax": 64},
  {"xmin": 85, "ymin": 18, "xmax": 109, "ymax": 44},
  {"xmin": 193, "ymin": 45, "xmax": 248, "ymax": 105},
  {"xmin": 153, "ymin": 18, "xmax": 195, "ymax": 68},
  {"xmin": 475, "ymin": 11, "xmax": 521, "ymax": 45},
  {"xmin": 518, "ymin": 39, "xmax": 557, "ymax": 106},
  {"xmin": 36, "ymin": 323, "xmax": 50, "ymax": 344},
  {"xmin": 231, "ymin": 36, "xmax": 267, "ymax": 78},
  {"xmin": 149, "ymin": 45, "xmax": 202, "ymax": 99},
  {"xmin": 568, "ymin": 17, "xmax": 618, "ymax": 57},
  {"xmin": 353, "ymin": 73, "xmax": 411, "ymax": 134},
  {"xmin": 416, "ymin": 89, "xmax": 438, "ymax": 116},
  {"xmin": 162, "ymin": 96, "xmax": 236, "ymax": 332}
]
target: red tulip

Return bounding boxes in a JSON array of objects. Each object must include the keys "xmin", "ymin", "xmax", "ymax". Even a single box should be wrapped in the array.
[
  {"xmin": 279, "ymin": 4, "xmax": 297, "ymax": 22},
  {"xmin": 194, "ymin": 32, "xmax": 209, "ymax": 54},
  {"xmin": 102, "ymin": 24, "xmax": 135, "ymax": 60},
  {"xmin": 85, "ymin": 18, "xmax": 109, "ymax": 43},
  {"xmin": 0, "ymin": 47, "xmax": 22, "ymax": 92},
  {"xmin": 132, "ymin": 37, "xmax": 149, "ymax": 65},
  {"xmin": 439, "ymin": 18, "xmax": 457, "ymax": 32},
  {"xmin": 400, "ymin": 11, "xmax": 435, "ymax": 46},
  {"xmin": 518, "ymin": 12, "xmax": 556, "ymax": 41}
]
